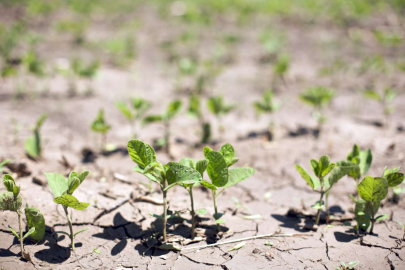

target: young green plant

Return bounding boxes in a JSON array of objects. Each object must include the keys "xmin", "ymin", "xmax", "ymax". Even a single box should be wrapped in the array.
[
  {"xmin": 363, "ymin": 88, "xmax": 397, "ymax": 126},
  {"xmin": 335, "ymin": 261, "xmax": 359, "ymax": 270},
  {"xmin": 397, "ymin": 221, "xmax": 405, "ymax": 240},
  {"xmin": 356, "ymin": 168, "xmax": 404, "ymax": 234},
  {"xmin": 143, "ymin": 100, "xmax": 182, "ymax": 155},
  {"xmin": 127, "ymin": 140, "xmax": 170, "ymax": 241},
  {"xmin": 299, "ymin": 87, "xmax": 335, "ymax": 132},
  {"xmin": 116, "ymin": 97, "xmax": 151, "ymax": 138},
  {"xmin": 0, "ymin": 174, "xmax": 45, "ymax": 259},
  {"xmin": 25, "ymin": 113, "xmax": 47, "ymax": 160},
  {"xmin": 253, "ymin": 89, "xmax": 281, "ymax": 140},
  {"xmin": 295, "ymin": 156, "xmax": 354, "ymax": 228},
  {"xmin": 91, "ymin": 109, "xmax": 111, "ymax": 151},
  {"xmin": 45, "ymin": 171, "xmax": 90, "ymax": 250},
  {"xmin": 164, "ymin": 158, "xmax": 209, "ymax": 239},
  {"xmin": 207, "ymin": 96, "xmax": 235, "ymax": 140},
  {"xmin": 203, "ymin": 144, "xmax": 255, "ymax": 232},
  {"xmin": 189, "ymin": 94, "xmax": 211, "ymax": 144}
]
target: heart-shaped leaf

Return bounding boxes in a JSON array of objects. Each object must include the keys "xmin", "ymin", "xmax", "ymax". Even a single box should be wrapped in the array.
[
  {"xmin": 54, "ymin": 194, "xmax": 90, "ymax": 210},
  {"xmin": 127, "ymin": 140, "xmax": 156, "ymax": 169},
  {"xmin": 206, "ymin": 151, "xmax": 228, "ymax": 187},
  {"xmin": 45, "ymin": 173, "xmax": 68, "ymax": 198},
  {"xmin": 195, "ymin": 208, "xmax": 207, "ymax": 215},
  {"xmin": 25, "ymin": 205, "xmax": 45, "ymax": 241},
  {"xmin": 215, "ymin": 218, "xmax": 226, "ymax": 224},
  {"xmin": 358, "ymin": 177, "xmax": 388, "ymax": 202},
  {"xmin": 223, "ymin": 167, "xmax": 256, "ymax": 189},
  {"xmin": 220, "ymin": 144, "xmax": 238, "ymax": 167}
]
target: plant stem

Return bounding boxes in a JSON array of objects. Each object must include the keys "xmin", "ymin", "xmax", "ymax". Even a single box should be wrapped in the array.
[
  {"xmin": 315, "ymin": 191, "xmax": 325, "ymax": 227},
  {"xmin": 17, "ymin": 210, "xmax": 24, "ymax": 257},
  {"xmin": 189, "ymin": 188, "xmax": 196, "ymax": 239},
  {"xmin": 164, "ymin": 121, "xmax": 170, "ymax": 156},
  {"xmin": 101, "ymin": 133, "xmax": 107, "ymax": 151},
  {"xmin": 369, "ymin": 201, "xmax": 375, "ymax": 234},
  {"xmin": 162, "ymin": 183, "xmax": 168, "ymax": 242},
  {"xmin": 212, "ymin": 190, "xmax": 221, "ymax": 232},
  {"xmin": 63, "ymin": 206, "xmax": 75, "ymax": 250}
]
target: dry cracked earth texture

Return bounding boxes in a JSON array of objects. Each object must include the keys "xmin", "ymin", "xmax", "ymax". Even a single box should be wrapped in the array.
[{"xmin": 1, "ymin": 4, "xmax": 405, "ymax": 270}]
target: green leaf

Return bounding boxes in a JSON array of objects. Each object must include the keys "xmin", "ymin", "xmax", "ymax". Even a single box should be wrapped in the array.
[
  {"xmin": 347, "ymin": 144, "xmax": 360, "ymax": 162},
  {"xmin": 127, "ymin": 140, "xmax": 156, "ymax": 169},
  {"xmin": 166, "ymin": 100, "xmax": 182, "ymax": 119},
  {"xmin": 383, "ymin": 167, "xmax": 400, "ymax": 177},
  {"xmin": 228, "ymin": 158, "xmax": 239, "ymax": 167},
  {"xmin": 166, "ymin": 162, "xmax": 202, "ymax": 186},
  {"xmin": 363, "ymin": 90, "xmax": 381, "ymax": 101},
  {"xmin": 359, "ymin": 149, "xmax": 372, "ymax": 176},
  {"xmin": 68, "ymin": 171, "xmax": 89, "ymax": 184},
  {"xmin": 74, "ymin": 228, "xmax": 88, "ymax": 237},
  {"xmin": 310, "ymin": 159, "xmax": 319, "ymax": 176},
  {"xmin": 347, "ymin": 261, "xmax": 359, "ymax": 267},
  {"xmin": 228, "ymin": 241, "xmax": 246, "ymax": 251},
  {"xmin": 91, "ymin": 109, "xmax": 111, "ymax": 134},
  {"xmin": 397, "ymin": 221, "xmax": 404, "ymax": 228},
  {"xmin": 134, "ymin": 165, "xmax": 160, "ymax": 184},
  {"xmin": 45, "ymin": 173, "xmax": 68, "ymax": 198},
  {"xmin": 142, "ymin": 115, "xmax": 163, "ymax": 125},
  {"xmin": 3, "ymin": 174, "xmax": 15, "ymax": 192},
  {"xmin": 94, "ymin": 248, "xmax": 101, "ymax": 254},
  {"xmin": 327, "ymin": 164, "xmax": 357, "ymax": 187},
  {"xmin": 386, "ymin": 172, "xmax": 404, "ymax": 187},
  {"xmin": 223, "ymin": 167, "xmax": 256, "ymax": 189},
  {"xmin": 375, "ymin": 214, "xmax": 389, "ymax": 222},
  {"xmin": 215, "ymin": 218, "xmax": 226, "ymax": 224},
  {"xmin": 220, "ymin": 144, "xmax": 236, "ymax": 167},
  {"xmin": 201, "ymin": 180, "xmax": 217, "ymax": 190},
  {"xmin": 23, "ymin": 227, "xmax": 36, "ymax": 240},
  {"xmin": 157, "ymin": 243, "xmax": 181, "ymax": 251},
  {"xmin": 25, "ymin": 205, "xmax": 45, "ymax": 241},
  {"xmin": 318, "ymin": 156, "xmax": 330, "ymax": 177},
  {"xmin": 179, "ymin": 158, "xmax": 197, "ymax": 169},
  {"xmin": 203, "ymin": 146, "xmax": 213, "ymax": 157},
  {"xmin": 206, "ymin": 151, "xmax": 228, "ymax": 187},
  {"xmin": 195, "ymin": 209, "xmax": 207, "ymax": 215},
  {"xmin": 322, "ymin": 164, "xmax": 335, "ymax": 177},
  {"xmin": 295, "ymin": 165, "xmax": 315, "ymax": 189},
  {"xmin": 68, "ymin": 177, "xmax": 80, "ymax": 195},
  {"xmin": 115, "ymin": 101, "xmax": 133, "ymax": 120},
  {"xmin": 54, "ymin": 194, "xmax": 90, "ymax": 210},
  {"xmin": 35, "ymin": 113, "xmax": 47, "ymax": 129},
  {"xmin": 337, "ymin": 160, "xmax": 360, "ymax": 180},
  {"xmin": 358, "ymin": 177, "xmax": 388, "ymax": 202},
  {"xmin": 24, "ymin": 136, "xmax": 40, "ymax": 158},
  {"xmin": 196, "ymin": 159, "xmax": 209, "ymax": 175},
  {"xmin": 0, "ymin": 192, "xmax": 22, "ymax": 211},
  {"xmin": 8, "ymin": 225, "xmax": 19, "ymax": 238}
]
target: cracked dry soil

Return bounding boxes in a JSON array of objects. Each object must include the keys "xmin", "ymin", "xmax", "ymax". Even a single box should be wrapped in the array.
[{"xmin": 1, "ymin": 6, "xmax": 405, "ymax": 270}]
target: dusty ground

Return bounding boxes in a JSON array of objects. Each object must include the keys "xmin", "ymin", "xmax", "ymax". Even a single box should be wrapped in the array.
[{"xmin": 1, "ymin": 4, "xmax": 405, "ymax": 270}]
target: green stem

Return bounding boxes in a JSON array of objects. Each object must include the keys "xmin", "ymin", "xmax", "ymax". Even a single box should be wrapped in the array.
[
  {"xmin": 63, "ymin": 206, "xmax": 75, "ymax": 250},
  {"xmin": 315, "ymin": 191, "xmax": 325, "ymax": 227},
  {"xmin": 369, "ymin": 201, "xmax": 375, "ymax": 234},
  {"xmin": 213, "ymin": 190, "xmax": 221, "ymax": 232},
  {"xmin": 162, "ymin": 182, "xmax": 168, "ymax": 242},
  {"xmin": 17, "ymin": 210, "xmax": 24, "ymax": 257},
  {"xmin": 189, "ymin": 188, "xmax": 196, "ymax": 239},
  {"xmin": 164, "ymin": 121, "xmax": 170, "ymax": 156}
]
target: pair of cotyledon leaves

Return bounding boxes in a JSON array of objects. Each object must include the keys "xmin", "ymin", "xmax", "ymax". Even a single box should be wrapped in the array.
[
  {"xmin": 45, "ymin": 171, "xmax": 90, "ymax": 210},
  {"xmin": 295, "ymin": 155, "xmax": 358, "ymax": 191},
  {"xmin": 127, "ymin": 140, "xmax": 256, "ymax": 192},
  {"xmin": 0, "ymin": 174, "xmax": 45, "ymax": 241}
]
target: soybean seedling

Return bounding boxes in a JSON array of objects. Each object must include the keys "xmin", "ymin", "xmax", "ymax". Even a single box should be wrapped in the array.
[
  {"xmin": 116, "ymin": 97, "xmax": 151, "ymax": 138},
  {"xmin": 273, "ymin": 54, "xmax": 289, "ymax": 86},
  {"xmin": 189, "ymin": 94, "xmax": 211, "ymax": 144},
  {"xmin": 0, "ymin": 174, "xmax": 45, "ymax": 259},
  {"xmin": 363, "ymin": 88, "xmax": 397, "ymax": 126},
  {"xmin": 72, "ymin": 58, "xmax": 99, "ymax": 95},
  {"xmin": 356, "ymin": 168, "xmax": 404, "ymax": 234},
  {"xmin": 253, "ymin": 89, "xmax": 281, "ymax": 141},
  {"xmin": 143, "ymin": 100, "xmax": 182, "ymax": 155},
  {"xmin": 335, "ymin": 261, "xmax": 359, "ymax": 270},
  {"xmin": 45, "ymin": 171, "xmax": 90, "ymax": 250},
  {"xmin": 295, "ymin": 156, "xmax": 354, "ymax": 228},
  {"xmin": 203, "ymin": 144, "xmax": 256, "ymax": 232},
  {"xmin": 164, "ymin": 158, "xmax": 209, "ymax": 239},
  {"xmin": 299, "ymin": 87, "xmax": 335, "ymax": 132},
  {"xmin": 207, "ymin": 96, "xmax": 235, "ymax": 140},
  {"xmin": 91, "ymin": 109, "xmax": 111, "ymax": 151},
  {"xmin": 127, "ymin": 140, "xmax": 170, "ymax": 241},
  {"xmin": 25, "ymin": 113, "xmax": 47, "ymax": 160}
]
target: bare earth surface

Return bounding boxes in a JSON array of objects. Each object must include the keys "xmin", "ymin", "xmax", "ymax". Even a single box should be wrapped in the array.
[{"xmin": 1, "ymin": 6, "xmax": 405, "ymax": 270}]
